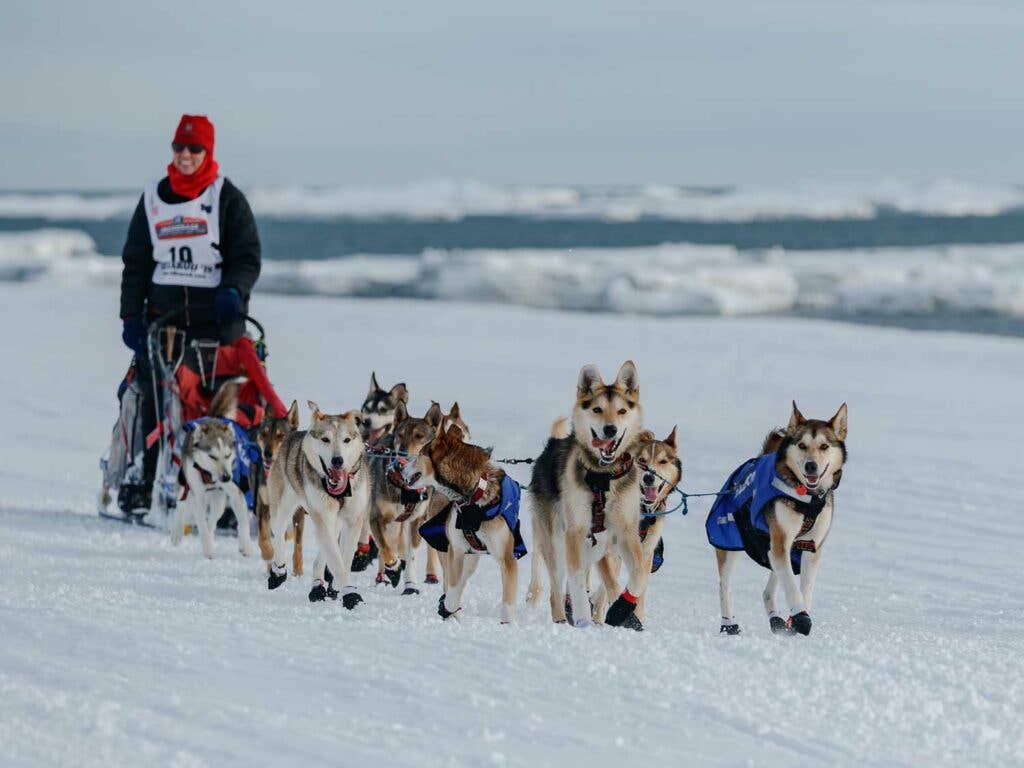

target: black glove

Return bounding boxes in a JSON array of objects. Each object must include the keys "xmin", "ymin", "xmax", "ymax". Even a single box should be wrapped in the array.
[
  {"xmin": 214, "ymin": 286, "xmax": 242, "ymax": 326},
  {"xmin": 121, "ymin": 316, "xmax": 146, "ymax": 352}
]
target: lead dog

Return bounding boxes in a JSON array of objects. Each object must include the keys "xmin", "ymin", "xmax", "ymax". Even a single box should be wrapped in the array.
[
  {"xmin": 528, "ymin": 361, "xmax": 647, "ymax": 628},
  {"xmin": 591, "ymin": 427, "xmax": 680, "ymax": 629},
  {"xmin": 707, "ymin": 402, "xmax": 847, "ymax": 636},
  {"xmin": 171, "ymin": 381, "xmax": 256, "ymax": 559},
  {"xmin": 264, "ymin": 402, "xmax": 370, "ymax": 610}
]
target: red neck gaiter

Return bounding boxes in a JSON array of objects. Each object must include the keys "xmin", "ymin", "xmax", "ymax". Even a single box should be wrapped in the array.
[
  {"xmin": 166, "ymin": 114, "xmax": 221, "ymax": 199},
  {"xmin": 167, "ymin": 152, "xmax": 220, "ymax": 199}
]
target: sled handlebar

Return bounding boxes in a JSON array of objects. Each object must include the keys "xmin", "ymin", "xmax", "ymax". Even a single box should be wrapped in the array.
[{"xmin": 146, "ymin": 307, "xmax": 265, "ymax": 341}]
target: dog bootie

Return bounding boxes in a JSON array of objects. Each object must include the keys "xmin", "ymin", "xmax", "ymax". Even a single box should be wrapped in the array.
[
  {"xmin": 651, "ymin": 537, "xmax": 665, "ymax": 573},
  {"xmin": 721, "ymin": 619, "xmax": 742, "ymax": 635},
  {"xmin": 425, "ymin": 574, "xmax": 440, "ymax": 585},
  {"xmin": 341, "ymin": 590, "xmax": 363, "ymax": 611},
  {"xmin": 324, "ymin": 566, "xmax": 334, "ymax": 586},
  {"xmin": 437, "ymin": 594, "xmax": 460, "ymax": 620},
  {"xmin": 309, "ymin": 582, "xmax": 327, "ymax": 602},
  {"xmin": 563, "ymin": 593, "xmax": 574, "ymax": 626},
  {"xmin": 267, "ymin": 566, "xmax": 287, "ymax": 591},
  {"xmin": 604, "ymin": 591, "xmax": 638, "ymax": 627},
  {"xmin": 790, "ymin": 611, "xmax": 812, "ymax": 636},
  {"xmin": 383, "ymin": 559, "xmax": 405, "ymax": 588},
  {"xmin": 769, "ymin": 615, "xmax": 793, "ymax": 635},
  {"xmin": 622, "ymin": 613, "xmax": 644, "ymax": 632},
  {"xmin": 402, "ymin": 584, "xmax": 420, "ymax": 596},
  {"xmin": 351, "ymin": 542, "xmax": 374, "ymax": 573}
]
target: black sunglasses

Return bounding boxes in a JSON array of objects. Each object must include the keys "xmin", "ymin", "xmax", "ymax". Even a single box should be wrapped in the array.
[{"xmin": 171, "ymin": 143, "xmax": 206, "ymax": 154}]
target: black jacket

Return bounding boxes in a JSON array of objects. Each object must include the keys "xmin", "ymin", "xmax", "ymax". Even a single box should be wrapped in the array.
[{"xmin": 119, "ymin": 176, "xmax": 261, "ymax": 341}]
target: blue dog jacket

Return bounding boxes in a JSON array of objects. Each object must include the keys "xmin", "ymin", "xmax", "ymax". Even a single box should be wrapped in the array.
[
  {"xmin": 705, "ymin": 452, "xmax": 826, "ymax": 573},
  {"xmin": 419, "ymin": 475, "xmax": 527, "ymax": 559}
]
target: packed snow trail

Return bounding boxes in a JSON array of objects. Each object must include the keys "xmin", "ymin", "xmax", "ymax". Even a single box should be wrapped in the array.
[{"xmin": 1, "ymin": 283, "xmax": 1022, "ymax": 767}]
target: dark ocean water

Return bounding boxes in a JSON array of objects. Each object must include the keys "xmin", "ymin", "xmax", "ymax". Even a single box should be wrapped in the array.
[{"xmin": 6, "ymin": 210, "xmax": 1024, "ymax": 259}]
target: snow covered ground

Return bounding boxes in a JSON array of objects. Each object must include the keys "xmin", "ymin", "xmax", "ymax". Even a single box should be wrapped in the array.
[{"xmin": 1, "ymin": 282, "xmax": 1022, "ymax": 767}]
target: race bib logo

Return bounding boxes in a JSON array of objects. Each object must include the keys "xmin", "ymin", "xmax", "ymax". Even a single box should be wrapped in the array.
[{"xmin": 155, "ymin": 215, "xmax": 209, "ymax": 240}]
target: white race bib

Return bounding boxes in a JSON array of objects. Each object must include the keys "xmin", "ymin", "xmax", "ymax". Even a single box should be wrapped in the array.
[{"xmin": 144, "ymin": 177, "xmax": 224, "ymax": 288}]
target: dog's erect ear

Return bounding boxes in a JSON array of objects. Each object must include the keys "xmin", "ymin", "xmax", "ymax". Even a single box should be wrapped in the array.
[
  {"xmin": 368, "ymin": 372, "xmax": 380, "ymax": 395},
  {"xmin": 352, "ymin": 413, "xmax": 365, "ymax": 430},
  {"xmin": 638, "ymin": 430, "xmax": 655, "ymax": 444},
  {"xmin": 286, "ymin": 400, "xmax": 300, "ymax": 430},
  {"xmin": 446, "ymin": 423, "xmax": 465, "ymax": 443},
  {"xmin": 449, "ymin": 402, "xmax": 460, "ymax": 420},
  {"xmin": 578, "ymin": 364, "xmax": 602, "ymax": 394},
  {"xmin": 788, "ymin": 401, "xmax": 806, "ymax": 431},
  {"xmin": 390, "ymin": 382, "xmax": 409, "ymax": 404},
  {"xmin": 424, "ymin": 401, "xmax": 444, "ymax": 428},
  {"xmin": 209, "ymin": 380, "xmax": 239, "ymax": 420},
  {"xmin": 615, "ymin": 360, "xmax": 638, "ymax": 393},
  {"xmin": 394, "ymin": 400, "xmax": 409, "ymax": 425},
  {"xmin": 830, "ymin": 403, "xmax": 848, "ymax": 441},
  {"xmin": 664, "ymin": 425, "xmax": 678, "ymax": 450},
  {"xmin": 307, "ymin": 400, "xmax": 322, "ymax": 421}
]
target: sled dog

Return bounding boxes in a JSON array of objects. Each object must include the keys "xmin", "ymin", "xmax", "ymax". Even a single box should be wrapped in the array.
[
  {"xmin": 708, "ymin": 402, "xmax": 847, "ymax": 637},
  {"xmin": 402, "ymin": 422, "xmax": 526, "ymax": 624},
  {"xmin": 171, "ymin": 381, "xmax": 255, "ymax": 559},
  {"xmin": 252, "ymin": 401, "xmax": 302, "ymax": 573},
  {"xmin": 589, "ymin": 427, "xmax": 680, "ymax": 628},
  {"xmin": 264, "ymin": 402, "xmax": 370, "ymax": 609},
  {"xmin": 528, "ymin": 361, "xmax": 647, "ymax": 628},
  {"xmin": 361, "ymin": 372, "xmax": 409, "ymax": 448},
  {"xmin": 363, "ymin": 401, "xmax": 442, "ymax": 596}
]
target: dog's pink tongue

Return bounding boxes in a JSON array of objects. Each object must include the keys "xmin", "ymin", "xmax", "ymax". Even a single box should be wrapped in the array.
[
  {"xmin": 592, "ymin": 437, "xmax": 614, "ymax": 450},
  {"xmin": 328, "ymin": 469, "xmax": 350, "ymax": 493},
  {"xmin": 643, "ymin": 486, "xmax": 659, "ymax": 503}
]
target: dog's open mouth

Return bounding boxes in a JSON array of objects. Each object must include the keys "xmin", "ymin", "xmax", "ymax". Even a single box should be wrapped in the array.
[
  {"xmin": 802, "ymin": 463, "xmax": 828, "ymax": 490},
  {"xmin": 262, "ymin": 458, "xmax": 273, "ymax": 477},
  {"xmin": 320, "ymin": 458, "xmax": 351, "ymax": 497},
  {"xmin": 590, "ymin": 428, "xmax": 625, "ymax": 464},
  {"xmin": 641, "ymin": 482, "xmax": 662, "ymax": 505},
  {"xmin": 196, "ymin": 465, "xmax": 214, "ymax": 486}
]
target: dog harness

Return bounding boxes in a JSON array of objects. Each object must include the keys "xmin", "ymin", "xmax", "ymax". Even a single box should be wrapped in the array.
[
  {"xmin": 582, "ymin": 453, "xmax": 633, "ymax": 545},
  {"xmin": 180, "ymin": 418, "xmax": 261, "ymax": 508},
  {"xmin": 705, "ymin": 452, "xmax": 829, "ymax": 574},
  {"xmin": 418, "ymin": 475, "xmax": 527, "ymax": 559},
  {"xmin": 385, "ymin": 459, "xmax": 430, "ymax": 522}
]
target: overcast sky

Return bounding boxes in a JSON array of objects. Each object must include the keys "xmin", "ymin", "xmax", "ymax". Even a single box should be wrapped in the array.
[{"xmin": 3, "ymin": 0, "xmax": 1022, "ymax": 189}]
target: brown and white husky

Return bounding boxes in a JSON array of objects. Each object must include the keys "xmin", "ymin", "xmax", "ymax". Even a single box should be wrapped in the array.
[
  {"xmin": 253, "ymin": 401, "xmax": 302, "ymax": 574},
  {"xmin": 590, "ymin": 427, "xmax": 680, "ymax": 629},
  {"xmin": 400, "ymin": 422, "xmax": 523, "ymax": 624},
  {"xmin": 712, "ymin": 402, "xmax": 848, "ymax": 636},
  {"xmin": 527, "ymin": 361, "xmax": 648, "ymax": 628}
]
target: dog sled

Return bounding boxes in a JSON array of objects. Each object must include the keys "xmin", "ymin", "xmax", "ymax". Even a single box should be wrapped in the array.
[{"xmin": 99, "ymin": 307, "xmax": 285, "ymax": 531}]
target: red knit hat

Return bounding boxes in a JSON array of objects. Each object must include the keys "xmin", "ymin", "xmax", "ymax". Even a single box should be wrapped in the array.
[{"xmin": 173, "ymin": 114, "xmax": 215, "ymax": 152}]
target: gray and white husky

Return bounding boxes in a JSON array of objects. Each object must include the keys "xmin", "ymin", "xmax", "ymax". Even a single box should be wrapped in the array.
[
  {"xmin": 171, "ymin": 381, "xmax": 255, "ymax": 559},
  {"xmin": 263, "ymin": 402, "xmax": 370, "ymax": 609}
]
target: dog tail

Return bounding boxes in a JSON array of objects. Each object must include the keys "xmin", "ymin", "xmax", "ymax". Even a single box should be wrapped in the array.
[
  {"xmin": 550, "ymin": 417, "xmax": 570, "ymax": 439},
  {"xmin": 209, "ymin": 379, "xmax": 241, "ymax": 420},
  {"xmin": 760, "ymin": 427, "xmax": 787, "ymax": 456}
]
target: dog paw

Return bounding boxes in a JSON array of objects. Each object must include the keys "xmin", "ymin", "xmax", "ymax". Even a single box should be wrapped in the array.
[
  {"xmin": 341, "ymin": 591, "xmax": 363, "ymax": 610},
  {"xmin": 790, "ymin": 611, "xmax": 812, "ymax": 636},
  {"xmin": 308, "ymin": 583, "xmax": 327, "ymax": 602},
  {"xmin": 721, "ymin": 622, "xmax": 742, "ymax": 636},
  {"xmin": 604, "ymin": 593, "xmax": 638, "ymax": 627},
  {"xmin": 402, "ymin": 585, "xmax": 420, "ymax": 596},
  {"xmin": 425, "ymin": 574, "xmax": 440, "ymax": 585},
  {"xmin": 769, "ymin": 616, "xmax": 793, "ymax": 635},
  {"xmin": 267, "ymin": 570, "xmax": 287, "ymax": 590}
]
